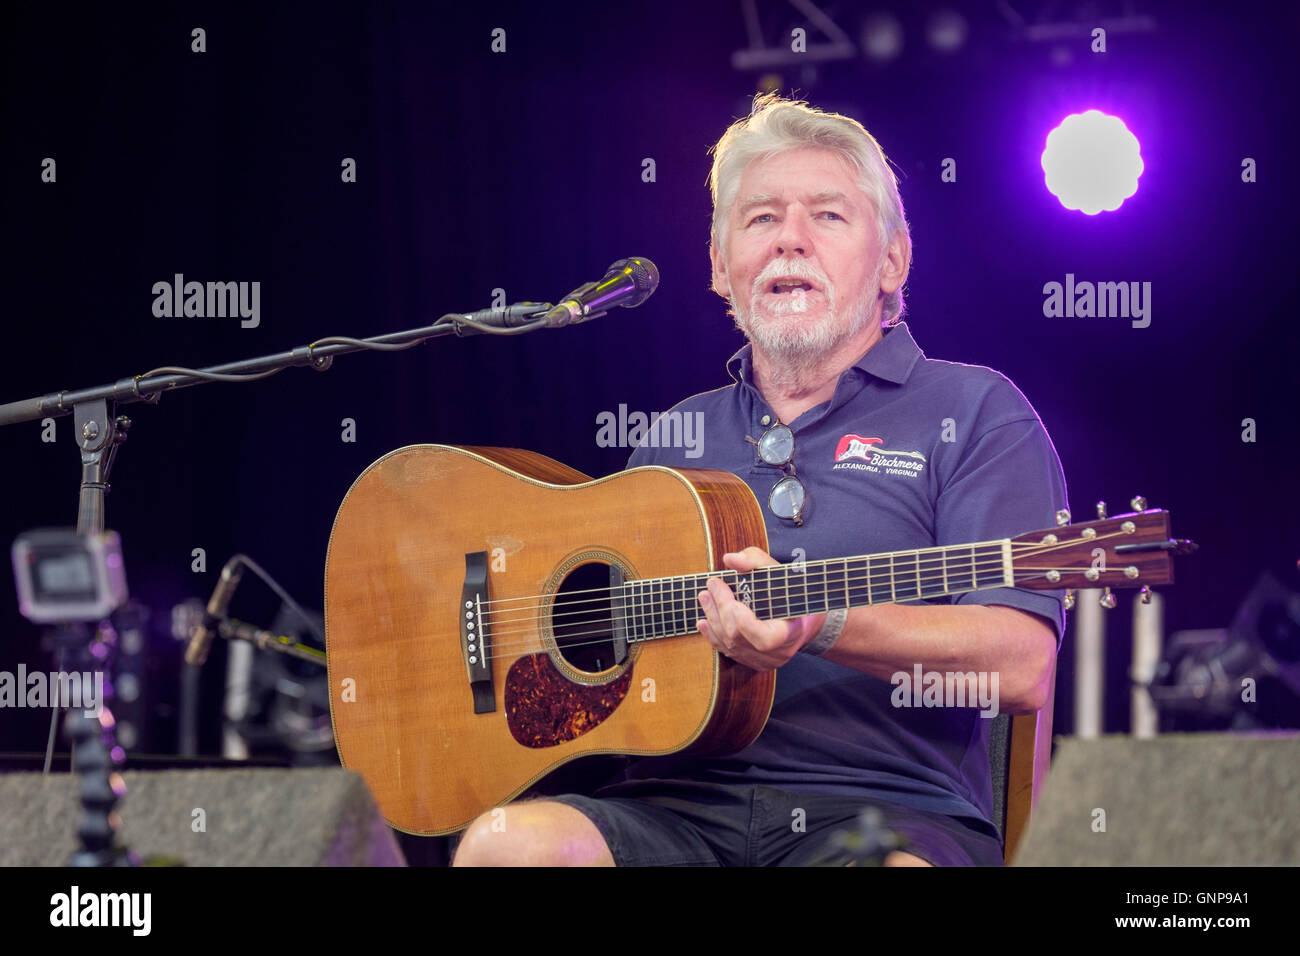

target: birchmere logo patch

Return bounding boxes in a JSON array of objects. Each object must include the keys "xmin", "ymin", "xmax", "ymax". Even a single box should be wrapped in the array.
[{"xmin": 833, "ymin": 433, "xmax": 927, "ymax": 478}]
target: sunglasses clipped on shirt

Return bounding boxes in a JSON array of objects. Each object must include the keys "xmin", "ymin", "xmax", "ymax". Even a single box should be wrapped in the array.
[{"xmin": 746, "ymin": 420, "xmax": 807, "ymax": 526}]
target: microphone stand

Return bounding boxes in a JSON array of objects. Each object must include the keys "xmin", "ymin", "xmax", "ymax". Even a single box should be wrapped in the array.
[
  {"xmin": 54, "ymin": 619, "xmax": 138, "ymax": 866},
  {"xmin": 0, "ymin": 304, "xmax": 555, "ymax": 535},
  {"xmin": 0, "ymin": 302, "xmax": 552, "ymax": 866},
  {"xmin": 216, "ymin": 616, "xmax": 327, "ymax": 666}
]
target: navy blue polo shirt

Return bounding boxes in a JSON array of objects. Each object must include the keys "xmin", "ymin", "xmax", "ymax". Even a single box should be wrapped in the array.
[{"xmin": 622, "ymin": 321, "xmax": 1068, "ymax": 832}]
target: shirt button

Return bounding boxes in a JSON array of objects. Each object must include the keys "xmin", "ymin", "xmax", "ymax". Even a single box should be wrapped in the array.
[{"xmin": 760, "ymin": 414, "xmax": 772, "ymax": 426}]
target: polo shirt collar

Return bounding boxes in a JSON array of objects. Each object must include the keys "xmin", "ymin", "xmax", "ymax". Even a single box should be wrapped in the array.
[{"xmin": 726, "ymin": 320, "xmax": 924, "ymax": 388}]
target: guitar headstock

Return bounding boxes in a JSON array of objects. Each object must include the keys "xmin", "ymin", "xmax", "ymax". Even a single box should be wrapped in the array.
[{"xmin": 1009, "ymin": 497, "xmax": 1197, "ymax": 608}]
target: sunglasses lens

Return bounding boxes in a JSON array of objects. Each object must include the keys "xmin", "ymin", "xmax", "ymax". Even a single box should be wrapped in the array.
[
  {"xmin": 757, "ymin": 424, "xmax": 794, "ymax": 465},
  {"xmin": 769, "ymin": 476, "xmax": 805, "ymax": 520}
]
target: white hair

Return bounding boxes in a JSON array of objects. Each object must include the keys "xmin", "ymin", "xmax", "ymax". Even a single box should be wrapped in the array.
[{"xmin": 708, "ymin": 93, "xmax": 912, "ymax": 326}]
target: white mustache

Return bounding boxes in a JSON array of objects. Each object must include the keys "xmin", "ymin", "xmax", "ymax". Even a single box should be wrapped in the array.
[{"xmin": 751, "ymin": 263, "xmax": 830, "ymax": 295}]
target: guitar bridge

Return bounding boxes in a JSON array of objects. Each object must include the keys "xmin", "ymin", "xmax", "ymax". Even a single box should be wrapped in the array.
[{"xmin": 461, "ymin": 551, "xmax": 494, "ymax": 714}]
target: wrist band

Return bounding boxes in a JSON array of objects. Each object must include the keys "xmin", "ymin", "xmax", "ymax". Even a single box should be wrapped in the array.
[{"xmin": 802, "ymin": 608, "xmax": 848, "ymax": 656}]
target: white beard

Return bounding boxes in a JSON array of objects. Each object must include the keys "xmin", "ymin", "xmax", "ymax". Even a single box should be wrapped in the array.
[{"xmin": 731, "ymin": 260, "xmax": 882, "ymax": 392}]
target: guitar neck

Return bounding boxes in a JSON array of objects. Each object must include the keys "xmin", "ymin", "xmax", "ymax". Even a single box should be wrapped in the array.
[{"xmin": 621, "ymin": 539, "xmax": 1014, "ymax": 643}]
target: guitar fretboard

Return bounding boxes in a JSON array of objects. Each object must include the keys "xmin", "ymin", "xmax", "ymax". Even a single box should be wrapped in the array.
[{"xmin": 617, "ymin": 541, "xmax": 1011, "ymax": 643}]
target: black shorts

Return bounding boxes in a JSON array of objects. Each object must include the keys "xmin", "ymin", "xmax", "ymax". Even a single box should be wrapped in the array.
[{"xmin": 544, "ymin": 778, "xmax": 1005, "ymax": 867}]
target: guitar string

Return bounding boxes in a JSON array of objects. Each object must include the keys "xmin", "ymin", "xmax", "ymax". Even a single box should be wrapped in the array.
[
  {"xmin": 473, "ymin": 546, "xmax": 1008, "ymax": 629},
  {"xmin": 471, "ymin": 532, "xmax": 1128, "ymax": 628},
  {"xmin": 471, "ymin": 568, "xmax": 1083, "ymax": 662},
  {"xmin": 472, "ymin": 552, "xmax": 1122, "ymax": 640},
  {"xmin": 477, "ymin": 549, "xmax": 1012, "ymax": 631},
  {"xmin": 469, "ymin": 566, "xmax": 1097, "ymax": 659},
  {"xmin": 471, "ymin": 533, "xmax": 1110, "ymax": 614},
  {"xmin": 469, "ymin": 533, "xmax": 1128, "ymax": 613},
  {"xmin": 473, "ymin": 540, "xmax": 1016, "ymax": 610}
]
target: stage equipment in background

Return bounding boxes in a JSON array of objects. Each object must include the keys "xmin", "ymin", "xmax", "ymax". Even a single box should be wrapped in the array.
[
  {"xmin": 10, "ymin": 527, "xmax": 134, "ymax": 865},
  {"xmin": 1013, "ymin": 732, "xmax": 1300, "ymax": 865},
  {"xmin": 1042, "ymin": 110, "xmax": 1144, "ymax": 214},
  {"xmin": 1147, "ymin": 571, "xmax": 1300, "ymax": 731},
  {"xmin": 0, "ymin": 767, "xmax": 404, "ymax": 866}
]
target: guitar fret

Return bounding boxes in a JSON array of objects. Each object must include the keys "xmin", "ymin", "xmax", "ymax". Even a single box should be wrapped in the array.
[
  {"xmin": 970, "ymin": 545, "xmax": 977, "ymax": 591},
  {"xmin": 687, "ymin": 574, "xmax": 693, "ymax": 632},
  {"xmin": 646, "ymin": 579, "xmax": 653, "ymax": 640},
  {"xmin": 651, "ymin": 578, "xmax": 660, "ymax": 640},
  {"xmin": 689, "ymin": 575, "xmax": 696, "ymax": 630},
  {"xmin": 662, "ymin": 577, "xmax": 669, "ymax": 637},
  {"xmin": 643, "ymin": 580, "xmax": 651, "ymax": 641},
  {"xmin": 663, "ymin": 578, "xmax": 671, "ymax": 638},
  {"xmin": 657, "ymin": 578, "xmax": 664, "ymax": 638},
  {"xmin": 975, "ymin": 546, "xmax": 1001, "ymax": 589},
  {"xmin": 915, "ymin": 548, "xmax": 935, "ymax": 600},
  {"xmin": 676, "ymin": 574, "xmax": 686, "ymax": 634},
  {"xmin": 683, "ymin": 575, "xmax": 693, "ymax": 635},
  {"xmin": 816, "ymin": 556, "xmax": 826, "ymax": 616},
  {"xmin": 638, "ymin": 580, "xmax": 646, "ymax": 642},
  {"xmin": 647, "ymin": 579, "xmax": 653, "ymax": 640},
  {"xmin": 664, "ymin": 578, "xmax": 671, "ymax": 638},
  {"xmin": 894, "ymin": 551, "xmax": 915, "ymax": 602},
  {"xmin": 684, "ymin": 575, "xmax": 691, "ymax": 633},
  {"xmin": 623, "ymin": 581, "xmax": 631, "ymax": 643}
]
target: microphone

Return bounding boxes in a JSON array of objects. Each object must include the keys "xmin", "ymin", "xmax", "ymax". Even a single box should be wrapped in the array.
[
  {"xmin": 186, "ymin": 557, "xmax": 246, "ymax": 667},
  {"xmin": 542, "ymin": 257, "xmax": 659, "ymax": 327}
]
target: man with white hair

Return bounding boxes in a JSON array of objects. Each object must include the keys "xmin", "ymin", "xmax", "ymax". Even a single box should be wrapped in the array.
[{"xmin": 453, "ymin": 93, "xmax": 1067, "ymax": 867}]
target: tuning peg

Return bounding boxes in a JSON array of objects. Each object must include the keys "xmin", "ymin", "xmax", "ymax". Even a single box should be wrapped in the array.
[
  {"xmin": 1131, "ymin": 495, "xmax": 1147, "ymax": 512},
  {"xmin": 1055, "ymin": 509, "xmax": 1071, "ymax": 527},
  {"xmin": 1096, "ymin": 500, "xmax": 1108, "ymax": 519},
  {"xmin": 1063, "ymin": 589, "xmax": 1076, "ymax": 611},
  {"xmin": 1139, "ymin": 585, "xmax": 1153, "ymax": 605},
  {"xmin": 1099, "ymin": 587, "xmax": 1118, "ymax": 609}
]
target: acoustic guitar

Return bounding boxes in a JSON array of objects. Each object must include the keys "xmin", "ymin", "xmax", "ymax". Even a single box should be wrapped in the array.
[{"xmin": 324, "ymin": 444, "xmax": 1190, "ymax": 835}]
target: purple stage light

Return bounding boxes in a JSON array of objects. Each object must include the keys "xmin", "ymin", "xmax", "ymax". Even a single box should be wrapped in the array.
[{"xmin": 1041, "ymin": 110, "xmax": 1144, "ymax": 214}]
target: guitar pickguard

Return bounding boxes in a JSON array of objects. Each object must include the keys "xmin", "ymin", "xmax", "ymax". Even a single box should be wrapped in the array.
[{"xmin": 504, "ymin": 653, "xmax": 633, "ymax": 748}]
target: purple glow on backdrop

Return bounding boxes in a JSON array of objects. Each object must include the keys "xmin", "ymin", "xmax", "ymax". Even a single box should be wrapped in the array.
[{"xmin": 1041, "ymin": 110, "xmax": 1144, "ymax": 214}]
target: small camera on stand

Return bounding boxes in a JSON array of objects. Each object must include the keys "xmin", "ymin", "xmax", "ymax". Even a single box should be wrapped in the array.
[
  {"xmin": 13, "ymin": 528, "xmax": 129, "ymax": 625},
  {"xmin": 11, "ymin": 527, "xmax": 136, "ymax": 866}
]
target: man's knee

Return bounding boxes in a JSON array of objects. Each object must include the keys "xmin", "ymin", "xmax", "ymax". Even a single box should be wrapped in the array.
[
  {"xmin": 451, "ymin": 800, "xmax": 615, "ymax": 867},
  {"xmin": 883, "ymin": 850, "xmax": 934, "ymax": 867}
]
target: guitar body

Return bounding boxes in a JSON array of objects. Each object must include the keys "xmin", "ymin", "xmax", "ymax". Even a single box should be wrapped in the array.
[{"xmin": 325, "ymin": 444, "xmax": 775, "ymax": 835}]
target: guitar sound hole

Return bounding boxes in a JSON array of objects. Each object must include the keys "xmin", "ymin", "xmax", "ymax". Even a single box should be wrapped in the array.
[{"xmin": 552, "ymin": 562, "xmax": 621, "ymax": 674}]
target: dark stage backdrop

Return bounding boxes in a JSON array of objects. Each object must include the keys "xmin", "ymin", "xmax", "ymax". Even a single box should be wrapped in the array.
[{"xmin": 2, "ymin": 1, "xmax": 1296, "ymax": 753}]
